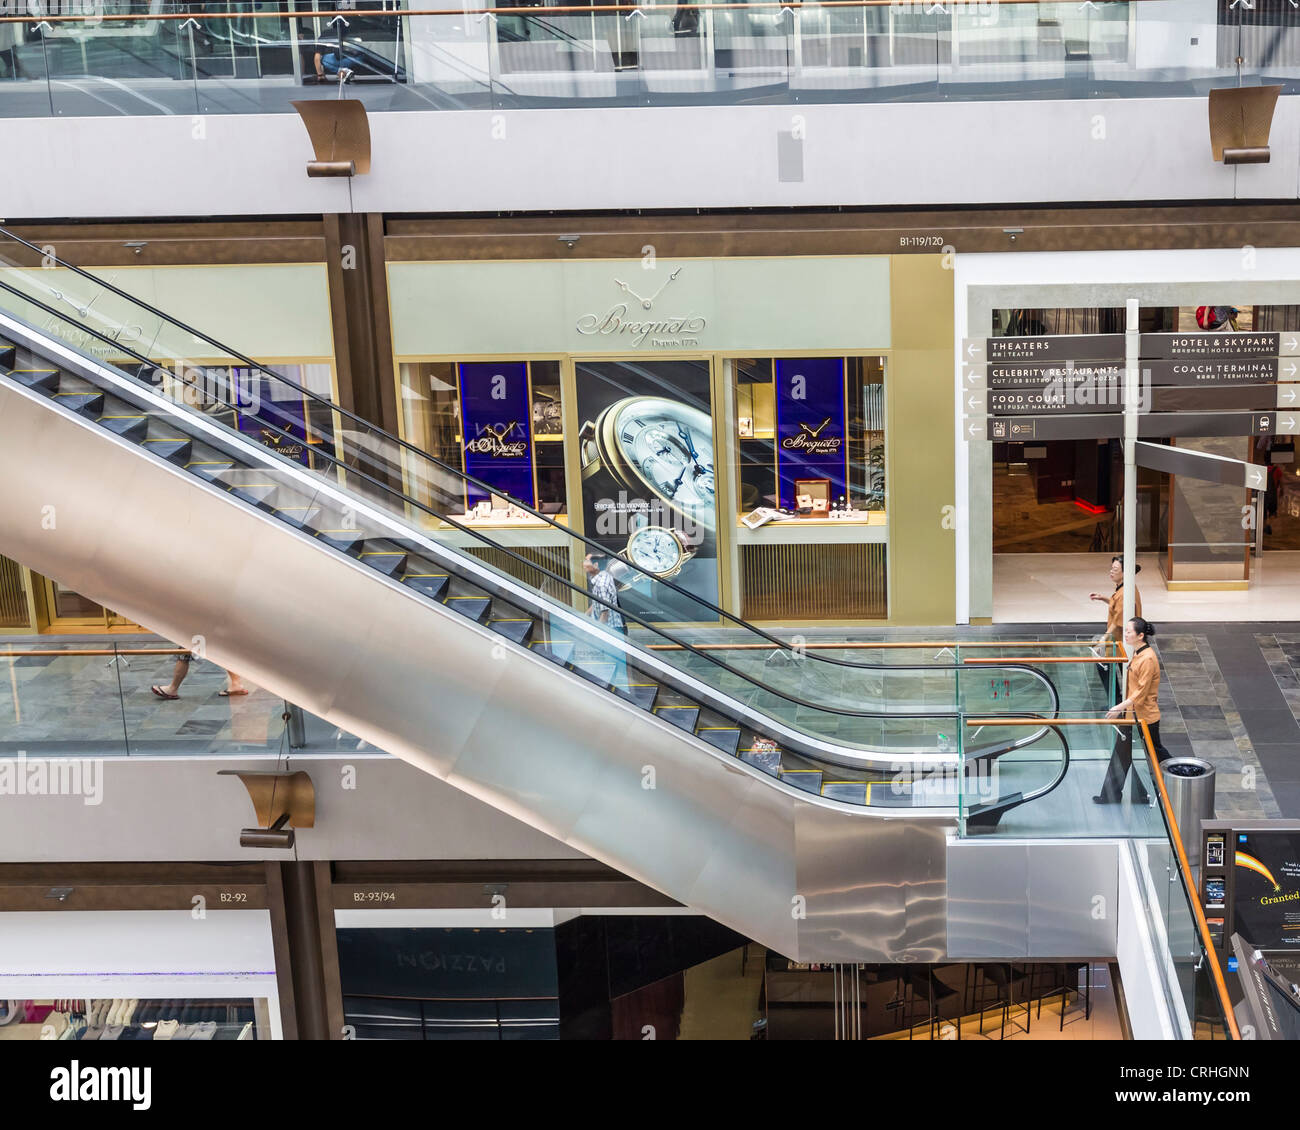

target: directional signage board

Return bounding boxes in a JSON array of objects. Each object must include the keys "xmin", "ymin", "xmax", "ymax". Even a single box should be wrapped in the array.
[
  {"xmin": 1144, "ymin": 358, "xmax": 1288, "ymax": 386},
  {"xmin": 1140, "ymin": 332, "xmax": 1300, "ymax": 360},
  {"xmin": 1135, "ymin": 441, "xmax": 1268, "ymax": 492},
  {"xmin": 987, "ymin": 361, "xmax": 1125, "ymax": 389},
  {"xmin": 981, "ymin": 384, "xmax": 1276, "ymax": 416},
  {"xmin": 987, "ymin": 387, "xmax": 1123, "ymax": 415},
  {"xmin": 986, "ymin": 334, "xmax": 1125, "ymax": 364},
  {"xmin": 984, "ymin": 412, "xmax": 1280, "ymax": 442},
  {"xmin": 965, "ymin": 331, "xmax": 1300, "ymax": 442}
]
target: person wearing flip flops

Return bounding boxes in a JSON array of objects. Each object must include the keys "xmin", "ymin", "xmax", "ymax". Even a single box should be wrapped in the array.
[{"xmin": 150, "ymin": 651, "xmax": 248, "ymax": 701}]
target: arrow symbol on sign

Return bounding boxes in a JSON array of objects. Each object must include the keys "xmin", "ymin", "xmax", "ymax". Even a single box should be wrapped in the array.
[
  {"xmin": 1285, "ymin": 363, "xmax": 1297, "ymax": 378},
  {"xmin": 968, "ymin": 396, "xmax": 981, "ymax": 410},
  {"xmin": 968, "ymin": 423, "xmax": 982, "ymax": 437},
  {"xmin": 1286, "ymin": 418, "xmax": 1297, "ymax": 432},
  {"xmin": 1247, "ymin": 467, "xmax": 1265, "ymax": 488},
  {"xmin": 966, "ymin": 343, "xmax": 979, "ymax": 358},
  {"xmin": 1283, "ymin": 388, "xmax": 1296, "ymax": 404},
  {"xmin": 1287, "ymin": 337, "xmax": 1299, "ymax": 351}
]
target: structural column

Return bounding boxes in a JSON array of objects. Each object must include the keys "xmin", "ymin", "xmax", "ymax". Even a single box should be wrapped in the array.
[{"xmin": 323, "ymin": 213, "xmax": 400, "ymax": 436}]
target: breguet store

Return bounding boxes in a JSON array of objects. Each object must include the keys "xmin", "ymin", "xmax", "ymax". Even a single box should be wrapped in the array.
[{"xmin": 387, "ymin": 252, "xmax": 956, "ymax": 625}]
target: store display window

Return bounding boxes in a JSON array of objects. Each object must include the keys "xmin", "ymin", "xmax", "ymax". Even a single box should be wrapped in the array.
[
  {"xmin": 398, "ymin": 360, "xmax": 568, "ymax": 526},
  {"xmin": 0, "ymin": 998, "xmax": 266, "ymax": 1041},
  {"xmin": 337, "ymin": 927, "xmax": 560, "ymax": 1041},
  {"xmin": 142, "ymin": 359, "xmax": 340, "ymax": 475},
  {"xmin": 733, "ymin": 356, "xmax": 886, "ymax": 527}
]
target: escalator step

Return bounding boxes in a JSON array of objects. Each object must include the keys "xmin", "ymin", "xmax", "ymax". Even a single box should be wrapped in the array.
[
  {"xmin": 740, "ymin": 748, "xmax": 782, "ymax": 776},
  {"xmin": 187, "ymin": 460, "xmax": 236, "ymax": 483},
  {"xmin": 274, "ymin": 506, "xmax": 323, "ymax": 531},
  {"xmin": 98, "ymin": 414, "xmax": 150, "ymax": 442},
  {"xmin": 529, "ymin": 640, "xmax": 575, "ymax": 667},
  {"xmin": 7, "ymin": 367, "xmax": 58, "ymax": 392},
  {"xmin": 571, "ymin": 657, "xmax": 616, "ymax": 688},
  {"xmin": 403, "ymin": 573, "xmax": 449, "ymax": 601},
  {"xmin": 444, "ymin": 596, "xmax": 491, "ymax": 623},
  {"xmin": 488, "ymin": 618, "xmax": 534, "ymax": 645},
  {"xmin": 615, "ymin": 682, "xmax": 659, "ymax": 710},
  {"xmin": 358, "ymin": 551, "xmax": 408, "ymax": 577},
  {"xmin": 229, "ymin": 483, "xmax": 279, "ymax": 510},
  {"xmin": 382, "ymin": 538, "xmax": 424, "ymax": 555},
  {"xmin": 0, "ymin": 343, "xmax": 14, "ymax": 369},
  {"xmin": 315, "ymin": 529, "xmax": 368, "ymax": 555},
  {"xmin": 655, "ymin": 706, "xmax": 700, "ymax": 733},
  {"xmin": 53, "ymin": 391, "xmax": 105, "ymax": 416},
  {"xmin": 696, "ymin": 727, "xmax": 741, "ymax": 755},
  {"xmin": 780, "ymin": 769, "xmax": 823, "ymax": 795},
  {"xmin": 141, "ymin": 438, "xmax": 192, "ymax": 465},
  {"xmin": 821, "ymin": 781, "xmax": 869, "ymax": 804}
]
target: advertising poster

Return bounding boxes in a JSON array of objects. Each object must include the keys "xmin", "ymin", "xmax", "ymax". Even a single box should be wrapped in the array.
[
  {"xmin": 574, "ymin": 359, "xmax": 718, "ymax": 622},
  {"xmin": 1233, "ymin": 832, "xmax": 1300, "ymax": 950},
  {"xmin": 458, "ymin": 361, "xmax": 537, "ymax": 509},
  {"xmin": 774, "ymin": 358, "xmax": 848, "ymax": 510}
]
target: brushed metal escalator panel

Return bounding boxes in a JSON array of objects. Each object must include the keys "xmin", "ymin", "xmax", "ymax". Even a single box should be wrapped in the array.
[{"xmin": 0, "ymin": 374, "xmax": 953, "ymax": 960}]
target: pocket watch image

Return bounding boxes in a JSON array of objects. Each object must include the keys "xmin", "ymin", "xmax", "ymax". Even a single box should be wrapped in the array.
[
  {"xmin": 579, "ymin": 395, "xmax": 716, "ymax": 533},
  {"xmin": 624, "ymin": 523, "xmax": 696, "ymax": 580}
]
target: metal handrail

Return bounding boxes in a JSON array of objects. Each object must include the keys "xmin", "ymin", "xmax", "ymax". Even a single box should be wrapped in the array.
[
  {"xmin": 1144, "ymin": 721, "xmax": 1240, "ymax": 1040},
  {"xmin": 0, "ymin": 0, "xmax": 1157, "ymax": 26},
  {"xmin": 0, "ymin": 224, "xmax": 1061, "ymax": 707},
  {"xmin": 0, "ymin": 647, "xmax": 189, "ymax": 656},
  {"xmin": 0, "ymin": 295, "xmax": 1059, "ymax": 748}
]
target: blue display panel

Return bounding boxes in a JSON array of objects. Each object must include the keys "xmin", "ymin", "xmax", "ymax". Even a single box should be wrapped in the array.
[
  {"xmin": 774, "ymin": 358, "xmax": 848, "ymax": 510},
  {"xmin": 459, "ymin": 361, "xmax": 537, "ymax": 509}
]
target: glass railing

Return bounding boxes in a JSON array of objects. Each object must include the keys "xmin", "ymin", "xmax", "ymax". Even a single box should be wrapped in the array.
[
  {"xmin": 0, "ymin": 224, "xmax": 1070, "ymax": 756},
  {"xmin": 0, "ymin": 641, "xmax": 368, "ymax": 757},
  {"xmin": 0, "ymin": 225, "xmax": 1098, "ymax": 815},
  {"xmin": 0, "ymin": 1, "xmax": 1295, "ymax": 117},
  {"xmin": 955, "ymin": 639, "xmax": 1157, "ymax": 837},
  {"xmin": 1133, "ymin": 723, "xmax": 1239, "ymax": 1039}
]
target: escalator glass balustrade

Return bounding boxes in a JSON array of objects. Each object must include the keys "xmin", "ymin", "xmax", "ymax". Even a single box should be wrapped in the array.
[{"xmin": 0, "ymin": 231, "xmax": 1078, "ymax": 826}]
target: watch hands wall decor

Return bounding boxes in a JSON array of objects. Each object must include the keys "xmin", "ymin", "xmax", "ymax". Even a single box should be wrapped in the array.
[
  {"xmin": 580, "ymin": 394, "xmax": 715, "ymax": 577},
  {"xmin": 41, "ymin": 277, "xmax": 145, "ymax": 356},
  {"xmin": 575, "ymin": 266, "xmax": 706, "ymax": 349}
]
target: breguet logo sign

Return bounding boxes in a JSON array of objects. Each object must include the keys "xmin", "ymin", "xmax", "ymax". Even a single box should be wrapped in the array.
[
  {"xmin": 781, "ymin": 417, "xmax": 842, "ymax": 456},
  {"xmin": 576, "ymin": 265, "xmax": 706, "ymax": 349},
  {"xmin": 465, "ymin": 421, "xmax": 529, "ymax": 458}
]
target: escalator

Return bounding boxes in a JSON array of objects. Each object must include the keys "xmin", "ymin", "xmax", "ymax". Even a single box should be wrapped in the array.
[{"xmin": 0, "ymin": 235, "xmax": 1071, "ymax": 960}]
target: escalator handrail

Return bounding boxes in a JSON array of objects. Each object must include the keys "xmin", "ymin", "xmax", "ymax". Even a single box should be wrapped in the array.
[
  {"xmin": 0, "ymin": 293, "xmax": 1054, "ymax": 741},
  {"xmin": 964, "ymin": 716, "xmax": 1072, "ymax": 814},
  {"xmin": 0, "ymin": 300, "xmax": 1055, "ymax": 759},
  {"xmin": 0, "ymin": 227, "xmax": 1060, "ymax": 711}
]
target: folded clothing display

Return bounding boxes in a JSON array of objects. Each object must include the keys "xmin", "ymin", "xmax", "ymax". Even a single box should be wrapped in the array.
[{"xmin": 4, "ymin": 999, "xmax": 261, "ymax": 1041}]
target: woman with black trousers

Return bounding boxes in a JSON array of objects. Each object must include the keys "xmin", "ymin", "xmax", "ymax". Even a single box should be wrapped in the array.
[{"xmin": 1094, "ymin": 616, "xmax": 1170, "ymax": 805}]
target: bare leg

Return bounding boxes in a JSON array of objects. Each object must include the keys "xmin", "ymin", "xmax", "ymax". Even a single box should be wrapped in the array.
[
  {"xmin": 224, "ymin": 671, "xmax": 248, "ymax": 696},
  {"xmin": 152, "ymin": 655, "xmax": 191, "ymax": 699}
]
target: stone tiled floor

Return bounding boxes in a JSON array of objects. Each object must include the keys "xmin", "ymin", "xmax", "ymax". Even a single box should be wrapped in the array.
[
  {"xmin": 0, "ymin": 636, "xmax": 368, "ymax": 757},
  {"xmin": 3, "ymin": 626, "xmax": 1297, "ymax": 826},
  {"xmin": 1156, "ymin": 634, "xmax": 1280, "ymax": 821}
]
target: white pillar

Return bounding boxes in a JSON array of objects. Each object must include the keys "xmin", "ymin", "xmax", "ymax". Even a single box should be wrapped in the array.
[{"xmin": 1123, "ymin": 298, "xmax": 1140, "ymax": 639}]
